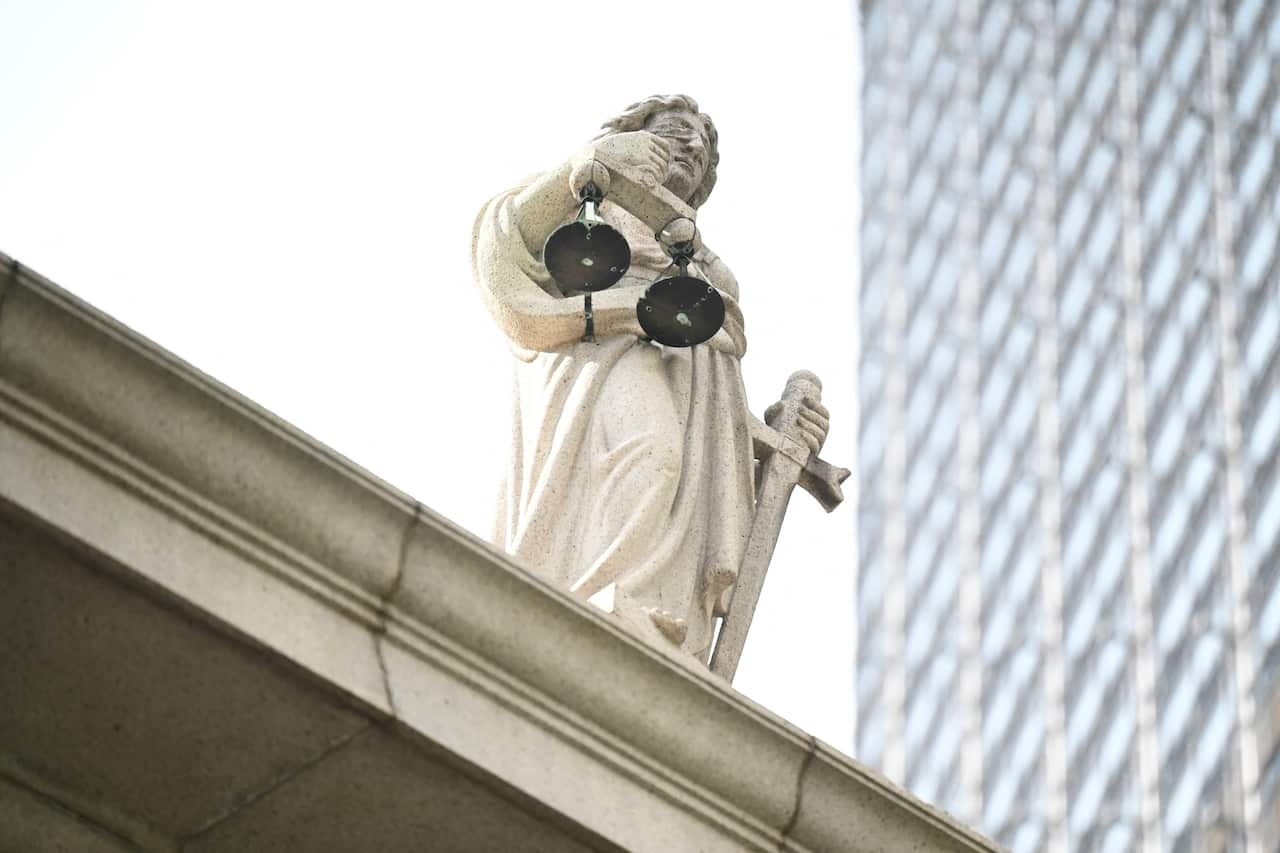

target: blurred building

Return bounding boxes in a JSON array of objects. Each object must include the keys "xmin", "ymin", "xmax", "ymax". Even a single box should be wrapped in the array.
[{"xmin": 855, "ymin": 1, "xmax": 1280, "ymax": 851}]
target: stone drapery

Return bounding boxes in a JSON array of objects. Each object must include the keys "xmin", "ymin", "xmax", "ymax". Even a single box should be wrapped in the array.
[{"xmin": 472, "ymin": 183, "xmax": 754, "ymax": 660}]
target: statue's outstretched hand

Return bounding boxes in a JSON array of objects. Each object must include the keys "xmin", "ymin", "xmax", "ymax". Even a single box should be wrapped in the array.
[
  {"xmin": 575, "ymin": 131, "xmax": 671, "ymax": 193},
  {"xmin": 764, "ymin": 396, "xmax": 830, "ymax": 455}
]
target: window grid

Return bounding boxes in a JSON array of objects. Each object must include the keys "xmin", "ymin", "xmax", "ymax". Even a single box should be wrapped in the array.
[{"xmin": 856, "ymin": 0, "xmax": 1280, "ymax": 849}]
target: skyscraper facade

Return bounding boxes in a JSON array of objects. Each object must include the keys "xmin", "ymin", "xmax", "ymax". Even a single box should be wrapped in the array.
[{"xmin": 856, "ymin": 1, "xmax": 1279, "ymax": 851}]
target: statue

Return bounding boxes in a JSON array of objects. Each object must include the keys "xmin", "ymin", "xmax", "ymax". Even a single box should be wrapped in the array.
[{"xmin": 472, "ymin": 95, "xmax": 847, "ymax": 676}]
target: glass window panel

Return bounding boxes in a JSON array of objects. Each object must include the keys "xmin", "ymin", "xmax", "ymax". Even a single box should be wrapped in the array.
[
  {"xmin": 1240, "ymin": 213, "xmax": 1278, "ymax": 287},
  {"xmin": 1238, "ymin": 124, "xmax": 1272, "ymax": 198},
  {"xmin": 1141, "ymin": 87, "xmax": 1177, "ymax": 150},
  {"xmin": 1170, "ymin": 18, "xmax": 1205, "ymax": 85},
  {"xmin": 1250, "ymin": 386, "xmax": 1280, "ymax": 467},
  {"xmin": 1140, "ymin": 8, "xmax": 1175, "ymax": 72},
  {"xmin": 1244, "ymin": 302, "xmax": 1279, "ymax": 378},
  {"xmin": 1232, "ymin": 0, "xmax": 1264, "ymax": 40},
  {"xmin": 1083, "ymin": 55, "xmax": 1115, "ymax": 113},
  {"xmin": 1252, "ymin": 455, "xmax": 1280, "ymax": 559},
  {"xmin": 1004, "ymin": 88, "xmax": 1034, "ymax": 141}
]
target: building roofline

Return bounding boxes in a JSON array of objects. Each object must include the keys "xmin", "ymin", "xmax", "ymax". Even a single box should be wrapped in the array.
[{"xmin": 0, "ymin": 251, "xmax": 999, "ymax": 852}]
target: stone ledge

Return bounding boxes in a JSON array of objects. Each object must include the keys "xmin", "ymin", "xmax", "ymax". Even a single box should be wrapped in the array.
[{"xmin": 0, "ymin": 252, "xmax": 999, "ymax": 852}]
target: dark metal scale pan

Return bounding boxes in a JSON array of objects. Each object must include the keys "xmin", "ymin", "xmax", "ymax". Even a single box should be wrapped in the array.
[
  {"xmin": 543, "ymin": 219, "xmax": 631, "ymax": 293},
  {"xmin": 638, "ymin": 275, "xmax": 726, "ymax": 348}
]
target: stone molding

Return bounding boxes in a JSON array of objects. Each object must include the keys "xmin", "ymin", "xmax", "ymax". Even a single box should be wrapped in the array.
[{"xmin": 0, "ymin": 253, "xmax": 999, "ymax": 852}]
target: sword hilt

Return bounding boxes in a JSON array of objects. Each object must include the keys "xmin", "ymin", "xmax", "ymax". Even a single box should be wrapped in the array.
[{"xmin": 749, "ymin": 371, "xmax": 849, "ymax": 513}]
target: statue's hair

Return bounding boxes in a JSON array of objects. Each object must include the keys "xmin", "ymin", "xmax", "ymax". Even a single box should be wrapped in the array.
[{"xmin": 598, "ymin": 94, "xmax": 719, "ymax": 209}]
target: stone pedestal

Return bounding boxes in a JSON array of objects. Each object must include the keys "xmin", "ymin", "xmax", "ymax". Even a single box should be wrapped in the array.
[{"xmin": 0, "ymin": 253, "xmax": 997, "ymax": 852}]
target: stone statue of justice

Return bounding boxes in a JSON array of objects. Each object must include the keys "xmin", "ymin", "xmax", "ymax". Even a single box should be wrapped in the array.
[{"xmin": 471, "ymin": 94, "xmax": 848, "ymax": 680}]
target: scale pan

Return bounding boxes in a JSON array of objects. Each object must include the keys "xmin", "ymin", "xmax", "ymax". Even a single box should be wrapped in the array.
[
  {"xmin": 637, "ymin": 276, "xmax": 726, "ymax": 347},
  {"xmin": 543, "ymin": 221, "xmax": 631, "ymax": 293}
]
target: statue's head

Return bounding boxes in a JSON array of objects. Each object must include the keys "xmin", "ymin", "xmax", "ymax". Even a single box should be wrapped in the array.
[{"xmin": 599, "ymin": 94, "xmax": 719, "ymax": 209}]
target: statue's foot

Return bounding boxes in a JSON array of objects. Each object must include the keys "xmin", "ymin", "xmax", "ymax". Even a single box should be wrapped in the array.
[{"xmin": 644, "ymin": 607, "xmax": 688, "ymax": 647}]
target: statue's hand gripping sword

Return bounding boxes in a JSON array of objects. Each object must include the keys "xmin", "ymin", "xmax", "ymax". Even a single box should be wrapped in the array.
[{"xmin": 709, "ymin": 371, "xmax": 850, "ymax": 682}]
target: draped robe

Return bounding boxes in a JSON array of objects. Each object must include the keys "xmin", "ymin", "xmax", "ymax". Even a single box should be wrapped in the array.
[{"xmin": 472, "ymin": 179, "xmax": 755, "ymax": 661}]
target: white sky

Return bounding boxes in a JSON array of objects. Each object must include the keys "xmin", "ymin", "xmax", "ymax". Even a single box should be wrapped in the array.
[{"xmin": 2, "ymin": 1, "xmax": 861, "ymax": 752}]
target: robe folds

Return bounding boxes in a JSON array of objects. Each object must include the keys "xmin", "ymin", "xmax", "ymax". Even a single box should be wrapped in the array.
[{"xmin": 472, "ymin": 180, "xmax": 755, "ymax": 660}]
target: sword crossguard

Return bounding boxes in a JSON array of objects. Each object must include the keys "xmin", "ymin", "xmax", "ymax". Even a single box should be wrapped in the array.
[{"xmin": 799, "ymin": 456, "xmax": 850, "ymax": 514}]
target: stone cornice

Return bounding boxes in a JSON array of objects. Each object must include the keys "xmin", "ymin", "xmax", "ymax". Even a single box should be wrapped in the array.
[{"xmin": 0, "ymin": 252, "xmax": 1000, "ymax": 852}]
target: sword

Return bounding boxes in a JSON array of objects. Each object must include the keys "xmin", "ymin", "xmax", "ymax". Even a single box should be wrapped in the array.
[{"xmin": 709, "ymin": 371, "xmax": 850, "ymax": 682}]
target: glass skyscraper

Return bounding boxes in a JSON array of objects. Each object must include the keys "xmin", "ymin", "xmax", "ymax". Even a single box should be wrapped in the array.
[{"xmin": 856, "ymin": 1, "xmax": 1279, "ymax": 851}]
